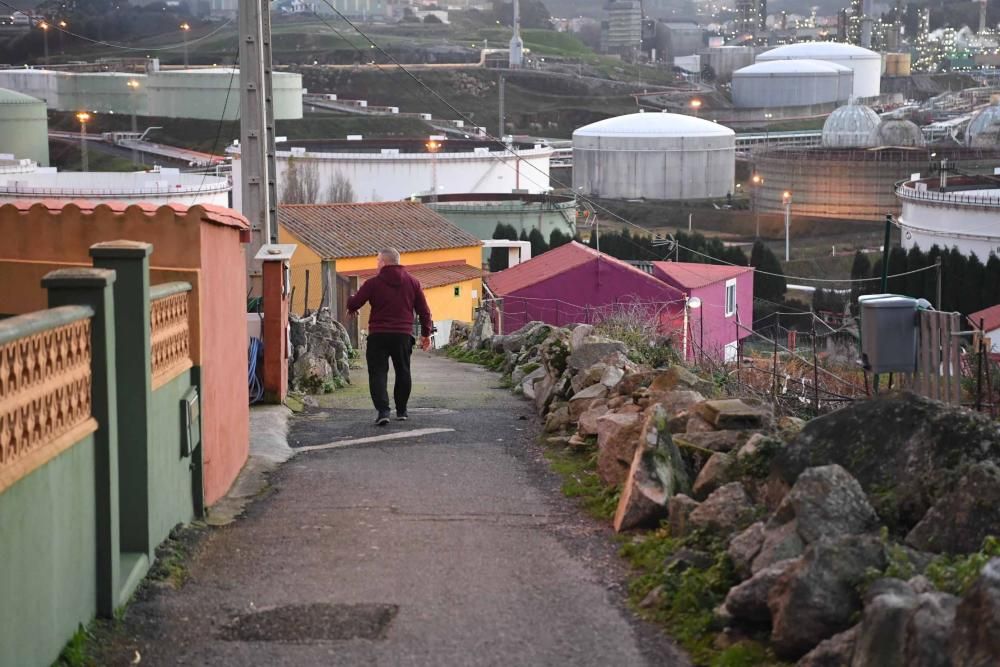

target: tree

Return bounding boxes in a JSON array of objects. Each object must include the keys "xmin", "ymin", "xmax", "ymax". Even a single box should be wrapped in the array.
[
  {"xmin": 849, "ymin": 251, "xmax": 872, "ymax": 309},
  {"xmin": 489, "ymin": 223, "xmax": 519, "ymax": 272},
  {"xmin": 326, "ymin": 171, "xmax": 355, "ymax": 203},
  {"xmin": 423, "ymin": 13, "xmax": 442, "ymax": 23},
  {"xmin": 491, "ymin": 0, "xmax": 552, "ymax": 29},
  {"xmin": 750, "ymin": 240, "xmax": 786, "ymax": 304},
  {"xmin": 549, "ymin": 228, "xmax": 571, "ymax": 248},
  {"xmin": 527, "ymin": 227, "xmax": 548, "ymax": 258},
  {"xmin": 281, "ymin": 157, "xmax": 321, "ymax": 204}
]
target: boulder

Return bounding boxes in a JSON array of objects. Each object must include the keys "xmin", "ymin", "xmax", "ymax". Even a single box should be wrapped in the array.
[
  {"xmin": 511, "ymin": 362, "xmax": 541, "ymax": 386},
  {"xmin": 519, "ymin": 366, "xmax": 546, "ymax": 400},
  {"xmin": 544, "ymin": 405, "xmax": 571, "ymax": 434},
  {"xmin": 753, "ymin": 520, "xmax": 806, "ymax": 574},
  {"xmin": 568, "ymin": 383, "xmax": 610, "ymax": 421},
  {"xmin": 467, "ymin": 307, "xmax": 494, "ymax": 349},
  {"xmin": 692, "ymin": 452, "xmax": 734, "ymax": 500},
  {"xmin": 697, "ymin": 399, "xmax": 772, "ymax": 430},
  {"xmin": 647, "ymin": 389, "xmax": 706, "ymax": 418},
  {"xmin": 668, "ymin": 494, "xmax": 700, "ymax": 538},
  {"xmin": 904, "ymin": 591, "xmax": 958, "ymax": 667},
  {"xmin": 949, "ymin": 557, "xmax": 1000, "ymax": 667},
  {"xmin": 665, "ymin": 547, "xmax": 714, "ymax": 572},
  {"xmin": 595, "ymin": 412, "xmax": 644, "ymax": 487},
  {"xmin": 737, "ymin": 433, "xmax": 768, "ymax": 461},
  {"xmin": 724, "ymin": 557, "xmax": 799, "ymax": 624},
  {"xmin": 613, "ymin": 425, "xmax": 690, "ymax": 532},
  {"xmin": 649, "ymin": 365, "xmax": 710, "ymax": 394},
  {"xmin": 906, "ymin": 461, "xmax": 1000, "ymax": 554},
  {"xmin": 677, "ymin": 430, "xmax": 757, "ymax": 453},
  {"xmin": 685, "ymin": 413, "xmax": 717, "ymax": 433},
  {"xmin": 577, "ymin": 402, "xmax": 609, "ymax": 436},
  {"xmin": 533, "ymin": 372, "xmax": 558, "ymax": 414},
  {"xmin": 773, "ymin": 465, "xmax": 879, "ymax": 545},
  {"xmin": 773, "ymin": 393, "xmax": 1000, "ymax": 533},
  {"xmin": 538, "ymin": 330, "xmax": 572, "ymax": 378},
  {"xmin": 797, "ymin": 626, "xmax": 859, "ymax": 667},
  {"xmin": 600, "ymin": 365, "xmax": 626, "ymax": 389},
  {"xmin": 729, "ymin": 521, "xmax": 766, "ymax": 580},
  {"xmin": 688, "ymin": 482, "xmax": 755, "ymax": 535},
  {"xmin": 572, "ymin": 362, "xmax": 608, "ymax": 393},
  {"xmin": 850, "ymin": 586, "xmax": 920, "ymax": 667},
  {"xmin": 769, "ymin": 534, "xmax": 887, "ymax": 659},
  {"xmin": 448, "ymin": 320, "xmax": 472, "ymax": 346},
  {"xmin": 616, "ymin": 371, "xmax": 660, "ymax": 397},
  {"xmin": 566, "ymin": 336, "xmax": 627, "ymax": 372},
  {"xmin": 569, "ymin": 323, "xmax": 595, "ymax": 350}
]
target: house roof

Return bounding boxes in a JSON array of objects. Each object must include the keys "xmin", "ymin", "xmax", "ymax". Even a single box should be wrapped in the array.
[
  {"xmin": 0, "ymin": 200, "xmax": 250, "ymax": 231},
  {"xmin": 652, "ymin": 261, "xmax": 752, "ymax": 290},
  {"xmin": 343, "ymin": 260, "xmax": 482, "ymax": 290},
  {"xmin": 970, "ymin": 303, "xmax": 1000, "ymax": 332},
  {"xmin": 488, "ymin": 241, "xmax": 681, "ymax": 297},
  {"xmin": 278, "ymin": 201, "xmax": 480, "ymax": 260}
]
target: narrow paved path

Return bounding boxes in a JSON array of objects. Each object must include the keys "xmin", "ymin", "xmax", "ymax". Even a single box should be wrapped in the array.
[{"xmin": 101, "ymin": 354, "xmax": 688, "ymax": 666}]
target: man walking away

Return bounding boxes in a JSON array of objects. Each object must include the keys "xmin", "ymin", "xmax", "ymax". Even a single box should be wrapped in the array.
[{"xmin": 347, "ymin": 248, "xmax": 432, "ymax": 426}]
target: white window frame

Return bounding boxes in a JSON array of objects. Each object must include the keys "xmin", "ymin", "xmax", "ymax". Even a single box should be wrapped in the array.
[{"xmin": 725, "ymin": 278, "xmax": 737, "ymax": 318}]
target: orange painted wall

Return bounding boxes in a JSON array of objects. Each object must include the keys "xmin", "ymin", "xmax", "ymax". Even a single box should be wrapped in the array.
[{"xmin": 0, "ymin": 202, "xmax": 249, "ymax": 506}]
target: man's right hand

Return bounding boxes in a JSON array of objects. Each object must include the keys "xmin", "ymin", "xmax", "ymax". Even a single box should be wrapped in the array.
[{"xmin": 420, "ymin": 336, "xmax": 432, "ymax": 351}]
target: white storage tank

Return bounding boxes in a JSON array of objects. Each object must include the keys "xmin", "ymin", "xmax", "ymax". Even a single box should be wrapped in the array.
[
  {"xmin": 731, "ymin": 60, "xmax": 853, "ymax": 108},
  {"xmin": 0, "ymin": 168, "xmax": 230, "ymax": 206},
  {"xmin": 821, "ymin": 101, "xmax": 881, "ymax": 148},
  {"xmin": 0, "ymin": 88, "xmax": 49, "ymax": 166},
  {"xmin": 573, "ymin": 111, "xmax": 735, "ymax": 200},
  {"xmin": 145, "ymin": 69, "xmax": 303, "ymax": 121},
  {"xmin": 755, "ymin": 42, "xmax": 882, "ymax": 98}
]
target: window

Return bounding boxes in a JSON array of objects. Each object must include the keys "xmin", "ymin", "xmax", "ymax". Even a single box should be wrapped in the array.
[
  {"xmin": 725, "ymin": 279, "xmax": 737, "ymax": 317},
  {"xmin": 454, "ymin": 286, "xmax": 461, "ymax": 297}
]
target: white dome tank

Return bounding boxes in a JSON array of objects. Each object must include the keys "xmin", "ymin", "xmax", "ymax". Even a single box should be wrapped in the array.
[
  {"xmin": 966, "ymin": 98, "xmax": 1000, "ymax": 148},
  {"xmin": 572, "ymin": 111, "xmax": 735, "ymax": 200},
  {"xmin": 731, "ymin": 60, "xmax": 853, "ymax": 108},
  {"xmin": 822, "ymin": 102, "xmax": 881, "ymax": 148},
  {"xmin": 756, "ymin": 42, "xmax": 882, "ymax": 98},
  {"xmin": 872, "ymin": 118, "xmax": 925, "ymax": 147}
]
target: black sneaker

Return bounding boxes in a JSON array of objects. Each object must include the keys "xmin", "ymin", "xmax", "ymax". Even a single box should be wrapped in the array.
[
  {"xmin": 396, "ymin": 411, "xmax": 408, "ymax": 421},
  {"xmin": 375, "ymin": 412, "xmax": 390, "ymax": 426}
]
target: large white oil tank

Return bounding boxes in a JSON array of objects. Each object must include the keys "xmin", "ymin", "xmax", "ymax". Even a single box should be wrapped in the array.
[
  {"xmin": 573, "ymin": 111, "xmax": 735, "ymax": 200},
  {"xmin": 0, "ymin": 88, "xmax": 49, "ymax": 166},
  {"xmin": 731, "ymin": 60, "xmax": 853, "ymax": 108},
  {"xmin": 756, "ymin": 42, "xmax": 882, "ymax": 98},
  {"xmin": 145, "ymin": 69, "xmax": 303, "ymax": 120}
]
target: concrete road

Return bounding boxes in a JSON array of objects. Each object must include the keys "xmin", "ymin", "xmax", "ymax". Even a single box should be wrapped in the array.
[{"xmin": 98, "ymin": 353, "xmax": 689, "ymax": 666}]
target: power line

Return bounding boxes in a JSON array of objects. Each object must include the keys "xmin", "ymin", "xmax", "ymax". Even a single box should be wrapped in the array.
[
  {"xmin": 0, "ymin": 1, "xmax": 234, "ymax": 54},
  {"xmin": 196, "ymin": 46, "xmax": 239, "ymax": 192}
]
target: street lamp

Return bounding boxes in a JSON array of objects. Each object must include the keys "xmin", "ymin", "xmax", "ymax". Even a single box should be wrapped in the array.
[
  {"xmin": 127, "ymin": 79, "xmax": 140, "ymax": 164},
  {"xmin": 180, "ymin": 22, "xmax": 191, "ymax": 67},
  {"xmin": 763, "ymin": 111, "xmax": 773, "ymax": 147},
  {"xmin": 688, "ymin": 296, "xmax": 703, "ymax": 361},
  {"xmin": 57, "ymin": 20, "xmax": 67, "ymax": 55},
  {"xmin": 76, "ymin": 111, "xmax": 91, "ymax": 172},
  {"xmin": 782, "ymin": 190, "xmax": 792, "ymax": 261},
  {"xmin": 751, "ymin": 174, "xmax": 763, "ymax": 237},
  {"xmin": 690, "ymin": 98, "xmax": 702, "ymax": 117},
  {"xmin": 426, "ymin": 139, "xmax": 441, "ymax": 202},
  {"xmin": 38, "ymin": 21, "xmax": 49, "ymax": 67}
]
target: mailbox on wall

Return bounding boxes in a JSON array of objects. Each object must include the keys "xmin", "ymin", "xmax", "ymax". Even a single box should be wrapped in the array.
[
  {"xmin": 859, "ymin": 294, "xmax": 919, "ymax": 373},
  {"xmin": 180, "ymin": 387, "xmax": 201, "ymax": 458}
]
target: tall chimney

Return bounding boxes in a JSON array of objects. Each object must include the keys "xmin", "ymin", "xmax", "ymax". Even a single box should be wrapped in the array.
[{"xmin": 509, "ymin": 0, "xmax": 524, "ymax": 68}]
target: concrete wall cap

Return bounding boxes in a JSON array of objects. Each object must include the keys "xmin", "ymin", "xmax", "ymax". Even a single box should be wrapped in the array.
[
  {"xmin": 41, "ymin": 267, "xmax": 117, "ymax": 288},
  {"xmin": 89, "ymin": 240, "xmax": 154, "ymax": 258}
]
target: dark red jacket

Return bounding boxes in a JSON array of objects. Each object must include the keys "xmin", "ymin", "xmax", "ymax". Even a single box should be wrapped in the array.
[{"xmin": 347, "ymin": 264, "xmax": 433, "ymax": 337}]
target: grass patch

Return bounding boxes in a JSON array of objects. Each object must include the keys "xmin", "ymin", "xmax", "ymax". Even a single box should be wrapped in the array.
[
  {"xmin": 147, "ymin": 523, "xmax": 204, "ymax": 590},
  {"xmin": 544, "ymin": 444, "xmax": 620, "ymax": 520},
  {"xmin": 445, "ymin": 345, "xmax": 506, "ymax": 371},
  {"xmin": 284, "ymin": 393, "xmax": 306, "ymax": 413},
  {"xmin": 54, "ymin": 625, "xmax": 93, "ymax": 667}
]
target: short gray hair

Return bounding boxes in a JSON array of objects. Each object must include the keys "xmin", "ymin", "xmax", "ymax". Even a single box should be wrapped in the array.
[{"xmin": 379, "ymin": 248, "xmax": 401, "ymax": 264}]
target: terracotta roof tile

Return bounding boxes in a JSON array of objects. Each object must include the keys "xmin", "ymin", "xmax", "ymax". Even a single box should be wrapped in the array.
[
  {"xmin": 345, "ymin": 260, "xmax": 482, "ymax": 290},
  {"xmin": 279, "ymin": 202, "xmax": 481, "ymax": 259},
  {"xmin": 1, "ymin": 199, "xmax": 250, "ymax": 231},
  {"xmin": 652, "ymin": 261, "xmax": 753, "ymax": 290},
  {"xmin": 971, "ymin": 303, "xmax": 1000, "ymax": 332}
]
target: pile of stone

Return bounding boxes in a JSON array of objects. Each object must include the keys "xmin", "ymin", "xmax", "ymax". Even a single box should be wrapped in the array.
[
  {"xmin": 463, "ymin": 321, "xmax": 1000, "ymax": 665},
  {"xmin": 288, "ymin": 308, "xmax": 352, "ymax": 392}
]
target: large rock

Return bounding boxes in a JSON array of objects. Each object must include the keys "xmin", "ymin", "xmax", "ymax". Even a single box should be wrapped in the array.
[
  {"xmin": 571, "ymin": 362, "xmax": 607, "ymax": 393},
  {"xmin": 773, "ymin": 465, "xmax": 879, "ymax": 545},
  {"xmin": 753, "ymin": 520, "xmax": 806, "ymax": 574},
  {"xmin": 467, "ymin": 307, "xmax": 494, "ymax": 349},
  {"xmin": 723, "ymin": 557, "xmax": 799, "ymax": 624},
  {"xmin": 850, "ymin": 585, "xmax": 920, "ymax": 667},
  {"xmin": 677, "ymin": 430, "xmax": 758, "ymax": 453},
  {"xmin": 544, "ymin": 405, "xmax": 571, "ymax": 434},
  {"xmin": 616, "ymin": 371, "xmax": 659, "ymax": 396},
  {"xmin": 729, "ymin": 521, "xmax": 766, "ymax": 580},
  {"xmin": 288, "ymin": 308, "xmax": 353, "ymax": 391},
  {"xmin": 568, "ymin": 382, "xmax": 610, "ymax": 421},
  {"xmin": 797, "ymin": 626, "xmax": 859, "ymax": 667},
  {"xmin": 613, "ymin": 415, "xmax": 691, "ymax": 532},
  {"xmin": 773, "ymin": 393, "xmax": 1000, "ymax": 533},
  {"xmin": 904, "ymin": 591, "xmax": 958, "ymax": 667},
  {"xmin": 692, "ymin": 452, "xmax": 734, "ymax": 500},
  {"xmin": 566, "ymin": 336, "xmax": 627, "ymax": 372},
  {"xmin": 688, "ymin": 482, "xmax": 755, "ymax": 535},
  {"xmin": 649, "ymin": 365, "xmax": 711, "ymax": 394},
  {"xmin": 949, "ymin": 557, "xmax": 1000, "ymax": 667},
  {"xmin": 647, "ymin": 389, "xmax": 706, "ymax": 419},
  {"xmin": 696, "ymin": 399, "xmax": 772, "ymax": 430},
  {"xmin": 577, "ymin": 402, "xmax": 609, "ymax": 436},
  {"xmin": 519, "ymin": 366, "xmax": 546, "ymax": 400},
  {"xmin": 668, "ymin": 494, "xmax": 700, "ymax": 538},
  {"xmin": 569, "ymin": 323, "xmax": 595, "ymax": 350},
  {"xmin": 906, "ymin": 461, "xmax": 1000, "ymax": 555},
  {"xmin": 769, "ymin": 534, "xmax": 887, "ymax": 659},
  {"xmin": 600, "ymin": 365, "xmax": 625, "ymax": 389},
  {"xmin": 595, "ymin": 412, "xmax": 644, "ymax": 487}
]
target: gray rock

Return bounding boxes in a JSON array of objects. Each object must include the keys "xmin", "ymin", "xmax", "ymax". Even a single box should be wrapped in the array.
[
  {"xmin": 567, "ymin": 336, "xmax": 627, "ymax": 372},
  {"xmin": 569, "ymin": 323, "xmax": 595, "ymax": 351},
  {"xmin": 533, "ymin": 372, "xmax": 558, "ymax": 414},
  {"xmin": 665, "ymin": 547, "xmax": 714, "ymax": 572},
  {"xmin": 647, "ymin": 389, "xmax": 707, "ymax": 419},
  {"xmin": 467, "ymin": 307, "xmax": 494, "ymax": 349},
  {"xmin": 649, "ymin": 365, "xmax": 711, "ymax": 394},
  {"xmin": 904, "ymin": 591, "xmax": 958, "ymax": 667},
  {"xmin": 692, "ymin": 452, "xmax": 734, "ymax": 501},
  {"xmin": 600, "ymin": 365, "xmax": 626, "ymax": 389},
  {"xmin": 906, "ymin": 461, "xmax": 1000, "ymax": 555},
  {"xmin": 753, "ymin": 519, "xmax": 806, "ymax": 574},
  {"xmin": 851, "ymin": 586, "xmax": 919, "ymax": 667},
  {"xmin": 797, "ymin": 626, "xmax": 859, "ymax": 667},
  {"xmin": 667, "ymin": 494, "xmax": 700, "ymax": 538},
  {"xmin": 949, "ymin": 557, "xmax": 1000, "ymax": 667},
  {"xmin": 678, "ymin": 430, "xmax": 758, "ymax": 453},
  {"xmin": 774, "ymin": 464, "xmax": 879, "ymax": 545},
  {"xmin": 729, "ymin": 521, "xmax": 766, "ymax": 580},
  {"xmin": 724, "ymin": 557, "xmax": 799, "ymax": 624},
  {"xmin": 688, "ymin": 482, "xmax": 755, "ymax": 535},
  {"xmin": 569, "ymin": 383, "xmax": 610, "ymax": 421},
  {"xmin": 519, "ymin": 366, "xmax": 546, "ymax": 400},
  {"xmin": 544, "ymin": 406, "xmax": 571, "ymax": 434},
  {"xmin": 769, "ymin": 534, "xmax": 887, "ymax": 659},
  {"xmin": 697, "ymin": 399, "xmax": 773, "ymax": 430},
  {"xmin": 577, "ymin": 402, "xmax": 609, "ymax": 436}
]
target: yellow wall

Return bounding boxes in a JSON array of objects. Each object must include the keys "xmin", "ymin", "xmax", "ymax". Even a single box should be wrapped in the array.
[{"xmin": 279, "ymin": 223, "xmax": 482, "ymax": 320}]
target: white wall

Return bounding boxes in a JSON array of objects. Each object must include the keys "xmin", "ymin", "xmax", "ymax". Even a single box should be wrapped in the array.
[{"xmin": 900, "ymin": 196, "xmax": 1000, "ymax": 261}]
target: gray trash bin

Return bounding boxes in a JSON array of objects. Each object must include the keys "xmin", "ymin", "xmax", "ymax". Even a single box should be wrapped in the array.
[{"xmin": 859, "ymin": 294, "xmax": 918, "ymax": 373}]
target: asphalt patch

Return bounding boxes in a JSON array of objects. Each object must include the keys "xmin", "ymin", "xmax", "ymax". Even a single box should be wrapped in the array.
[{"xmin": 221, "ymin": 603, "xmax": 399, "ymax": 643}]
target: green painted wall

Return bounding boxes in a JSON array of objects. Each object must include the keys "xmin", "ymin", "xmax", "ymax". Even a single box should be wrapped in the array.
[
  {"xmin": 0, "ymin": 437, "xmax": 97, "ymax": 667},
  {"xmin": 148, "ymin": 369, "xmax": 196, "ymax": 550}
]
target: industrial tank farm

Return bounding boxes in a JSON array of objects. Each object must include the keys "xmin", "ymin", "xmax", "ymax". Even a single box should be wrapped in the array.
[
  {"xmin": 0, "ymin": 88, "xmax": 49, "ymax": 166},
  {"xmin": 572, "ymin": 111, "xmax": 735, "ymax": 201},
  {"xmin": 731, "ymin": 60, "xmax": 853, "ymax": 109},
  {"xmin": 755, "ymin": 42, "xmax": 882, "ymax": 98}
]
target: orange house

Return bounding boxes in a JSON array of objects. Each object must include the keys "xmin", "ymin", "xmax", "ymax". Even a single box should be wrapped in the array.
[{"xmin": 0, "ymin": 200, "xmax": 251, "ymax": 505}]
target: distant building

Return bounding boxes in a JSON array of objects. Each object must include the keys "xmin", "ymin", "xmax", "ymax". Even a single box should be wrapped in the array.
[
  {"xmin": 735, "ymin": 0, "xmax": 766, "ymax": 38},
  {"xmin": 969, "ymin": 304, "xmax": 1000, "ymax": 353},
  {"xmin": 655, "ymin": 21, "xmax": 704, "ymax": 61},
  {"xmin": 602, "ymin": 1, "xmax": 643, "ymax": 56}
]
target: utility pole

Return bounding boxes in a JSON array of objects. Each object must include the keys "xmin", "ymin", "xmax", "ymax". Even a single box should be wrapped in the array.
[
  {"xmin": 240, "ymin": 0, "xmax": 278, "ymax": 292},
  {"xmin": 498, "ymin": 74, "xmax": 505, "ymax": 138},
  {"xmin": 783, "ymin": 191, "xmax": 792, "ymax": 261},
  {"xmin": 935, "ymin": 256, "xmax": 942, "ymax": 309}
]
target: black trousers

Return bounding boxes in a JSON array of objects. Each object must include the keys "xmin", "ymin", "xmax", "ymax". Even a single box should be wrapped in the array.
[{"xmin": 366, "ymin": 332, "xmax": 414, "ymax": 415}]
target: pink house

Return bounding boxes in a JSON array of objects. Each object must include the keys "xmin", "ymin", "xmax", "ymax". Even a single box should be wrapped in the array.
[
  {"xmin": 486, "ymin": 242, "xmax": 754, "ymax": 362},
  {"xmin": 651, "ymin": 262, "xmax": 754, "ymax": 362}
]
